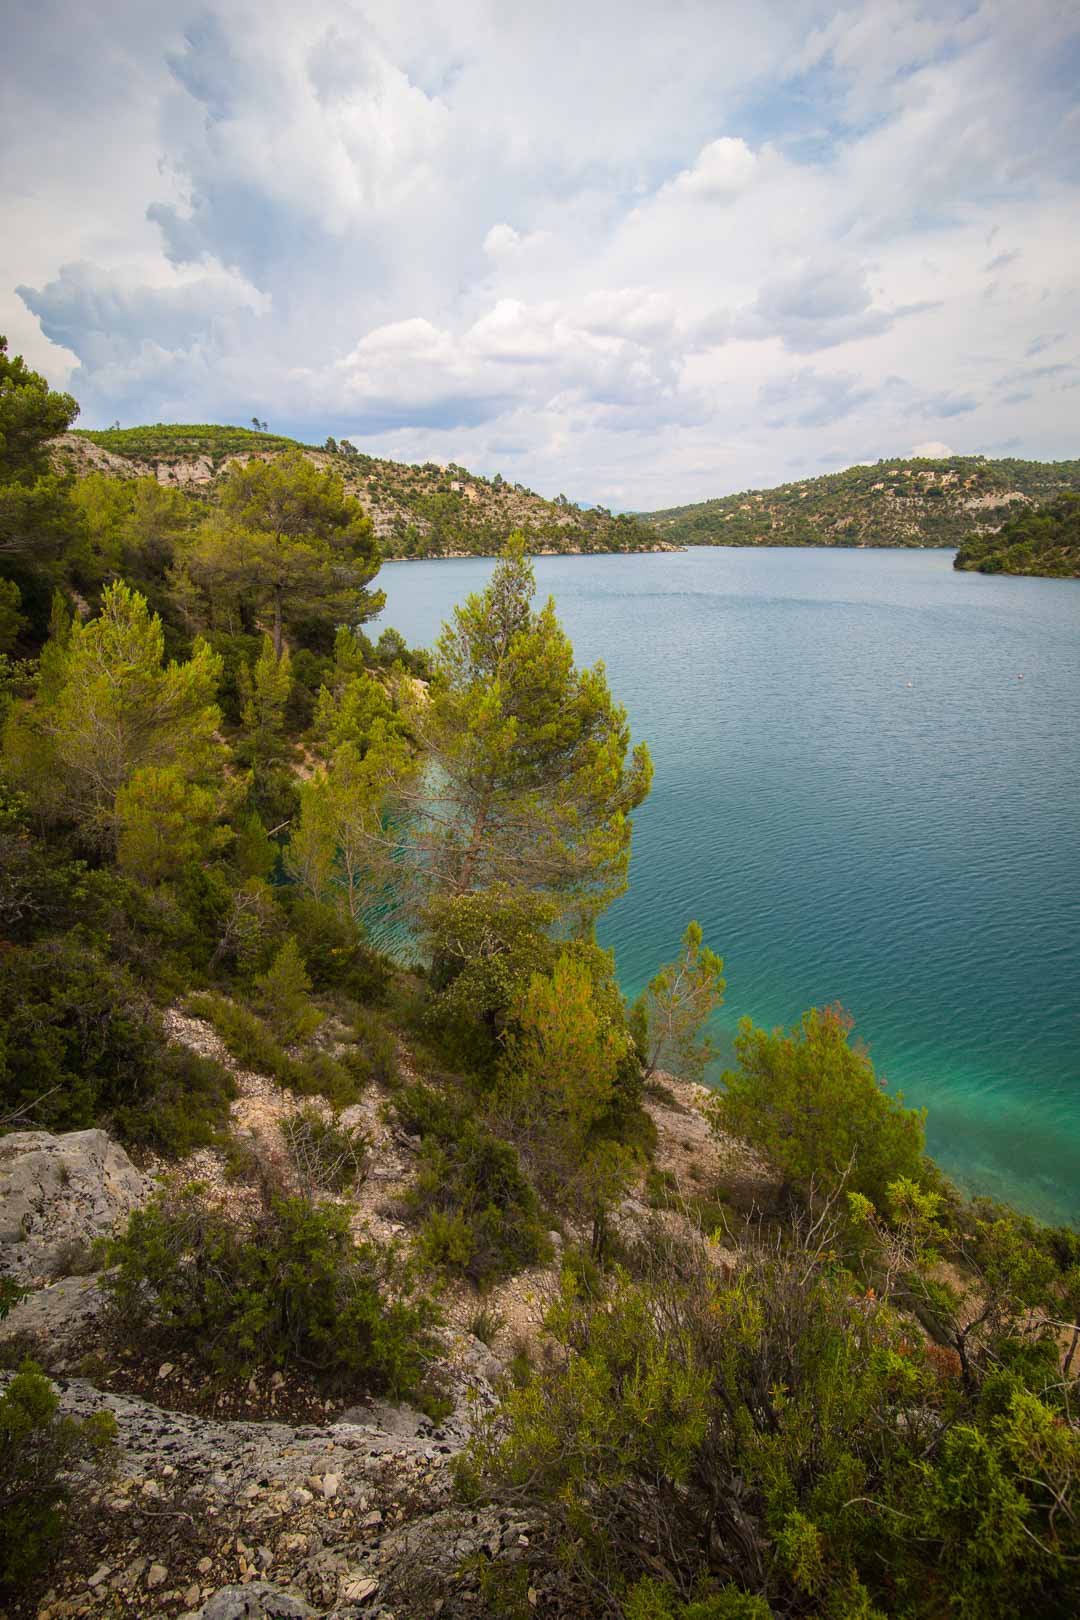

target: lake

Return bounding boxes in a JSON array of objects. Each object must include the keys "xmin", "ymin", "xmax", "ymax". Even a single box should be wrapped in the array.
[{"xmin": 375, "ymin": 547, "xmax": 1080, "ymax": 1226}]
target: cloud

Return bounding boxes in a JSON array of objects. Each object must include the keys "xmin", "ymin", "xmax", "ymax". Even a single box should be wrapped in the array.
[
  {"xmin": 758, "ymin": 368, "xmax": 883, "ymax": 429},
  {"xmin": 670, "ymin": 136, "xmax": 758, "ymax": 200},
  {"xmin": 911, "ymin": 440, "xmax": 955, "ymax": 456},
  {"xmin": 3, "ymin": 0, "xmax": 1079, "ymax": 507},
  {"xmin": 739, "ymin": 261, "xmax": 896, "ymax": 352}
]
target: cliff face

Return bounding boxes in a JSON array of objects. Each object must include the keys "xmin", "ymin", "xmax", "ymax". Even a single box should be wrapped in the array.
[
  {"xmin": 639, "ymin": 455, "xmax": 1080, "ymax": 549},
  {"xmin": 52, "ymin": 428, "xmax": 675, "ymax": 559}
]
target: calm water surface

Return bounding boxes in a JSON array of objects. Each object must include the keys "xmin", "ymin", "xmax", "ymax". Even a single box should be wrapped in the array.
[{"xmin": 376, "ymin": 548, "xmax": 1080, "ymax": 1226}]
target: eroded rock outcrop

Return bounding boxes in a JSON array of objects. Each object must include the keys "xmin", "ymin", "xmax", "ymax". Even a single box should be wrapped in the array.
[{"xmin": 0, "ymin": 1129, "xmax": 149, "ymax": 1285}]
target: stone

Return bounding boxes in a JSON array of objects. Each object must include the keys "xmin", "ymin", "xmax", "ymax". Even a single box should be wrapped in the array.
[
  {"xmin": 183, "ymin": 1584, "xmax": 316, "ymax": 1619},
  {"xmin": 147, "ymin": 1563, "xmax": 169, "ymax": 1588},
  {"xmin": 342, "ymin": 1575, "xmax": 378, "ymax": 1602},
  {"xmin": 320, "ymin": 1473, "xmax": 340, "ymax": 1499},
  {"xmin": 86, "ymin": 1565, "xmax": 111, "ymax": 1588},
  {"xmin": 0, "ymin": 1129, "xmax": 149, "ymax": 1285}
]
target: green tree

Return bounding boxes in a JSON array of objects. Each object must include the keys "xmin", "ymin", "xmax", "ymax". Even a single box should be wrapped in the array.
[
  {"xmin": 500, "ymin": 951, "xmax": 632, "ymax": 1160},
  {"xmin": 712, "ymin": 1003, "xmax": 926, "ymax": 1210},
  {"xmin": 238, "ymin": 632, "xmax": 293, "ymax": 761},
  {"xmin": 176, "ymin": 450, "xmax": 383, "ymax": 658},
  {"xmin": 254, "ymin": 937, "xmax": 323, "ymax": 1044},
  {"xmin": 3, "ymin": 581, "xmax": 224, "ymax": 847},
  {"xmin": 407, "ymin": 536, "xmax": 652, "ymax": 931},
  {"xmin": 636, "ymin": 920, "xmax": 726, "ymax": 1080},
  {"xmin": 0, "ymin": 337, "xmax": 81, "ymax": 639},
  {"xmin": 115, "ymin": 765, "xmax": 233, "ymax": 884},
  {"xmin": 286, "ymin": 728, "xmax": 417, "ymax": 924}
]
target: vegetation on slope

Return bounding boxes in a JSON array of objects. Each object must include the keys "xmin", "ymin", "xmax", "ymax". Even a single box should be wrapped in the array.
[
  {"xmin": 64, "ymin": 420, "xmax": 665, "ymax": 559},
  {"xmin": 3, "ymin": 339, "xmax": 1080, "ymax": 1617},
  {"xmin": 640, "ymin": 454, "xmax": 1080, "ymax": 554},
  {"xmin": 954, "ymin": 490, "xmax": 1080, "ymax": 576}
]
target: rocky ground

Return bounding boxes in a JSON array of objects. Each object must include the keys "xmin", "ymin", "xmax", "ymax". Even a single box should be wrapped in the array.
[{"xmin": 0, "ymin": 1019, "xmax": 774, "ymax": 1619}]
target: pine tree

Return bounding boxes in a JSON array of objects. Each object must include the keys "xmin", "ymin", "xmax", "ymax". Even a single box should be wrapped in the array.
[
  {"xmin": 636, "ymin": 920, "xmax": 726, "ymax": 1080},
  {"xmin": 3, "ymin": 581, "xmax": 224, "ymax": 846},
  {"xmin": 176, "ymin": 451, "xmax": 383, "ymax": 657},
  {"xmin": 406, "ymin": 535, "xmax": 652, "ymax": 932}
]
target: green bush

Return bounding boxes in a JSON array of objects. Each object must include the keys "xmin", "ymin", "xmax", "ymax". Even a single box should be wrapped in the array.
[
  {"xmin": 0, "ymin": 1360, "xmax": 116, "ymax": 1594},
  {"xmin": 254, "ymin": 937, "xmax": 324, "ymax": 1043},
  {"xmin": 113, "ymin": 1043, "xmax": 237, "ymax": 1157},
  {"xmin": 105, "ymin": 1188, "xmax": 435, "ymax": 1395},
  {"xmin": 712, "ymin": 1003, "xmax": 926, "ymax": 1211},
  {"xmin": 397, "ymin": 1083, "xmax": 551, "ymax": 1287},
  {"xmin": 460, "ymin": 1218, "xmax": 1079, "ymax": 1619},
  {"xmin": 187, "ymin": 990, "xmax": 362, "ymax": 1106},
  {"xmin": 286, "ymin": 895, "xmax": 391, "ymax": 1001},
  {"xmin": 0, "ymin": 935, "xmax": 233, "ymax": 1150}
]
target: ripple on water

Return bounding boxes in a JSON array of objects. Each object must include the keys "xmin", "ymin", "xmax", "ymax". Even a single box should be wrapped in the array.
[{"xmin": 377, "ymin": 549, "xmax": 1080, "ymax": 1226}]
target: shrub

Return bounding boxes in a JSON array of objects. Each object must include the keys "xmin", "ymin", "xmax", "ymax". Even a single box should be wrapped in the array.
[
  {"xmin": 281, "ymin": 1106, "xmax": 369, "ymax": 1193},
  {"xmin": 0, "ymin": 1360, "xmax": 116, "ymax": 1594},
  {"xmin": 105, "ymin": 1188, "xmax": 435, "ymax": 1396},
  {"xmin": 113, "ymin": 1042, "xmax": 237, "ymax": 1156},
  {"xmin": 187, "ymin": 991, "xmax": 361, "ymax": 1105},
  {"xmin": 253, "ymin": 937, "xmax": 323, "ymax": 1043},
  {"xmin": 0, "ymin": 935, "xmax": 158, "ymax": 1131},
  {"xmin": 460, "ymin": 1210, "xmax": 1079, "ymax": 1620},
  {"xmin": 712, "ymin": 1003, "xmax": 926, "ymax": 1211},
  {"xmin": 286, "ymin": 895, "xmax": 391, "ymax": 1000},
  {"xmin": 398, "ymin": 1083, "xmax": 551, "ymax": 1287},
  {"xmin": 351, "ymin": 1006, "xmax": 399, "ymax": 1087}
]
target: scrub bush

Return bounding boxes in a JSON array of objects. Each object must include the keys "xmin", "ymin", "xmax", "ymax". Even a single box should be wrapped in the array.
[
  {"xmin": 0, "ymin": 1361, "xmax": 116, "ymax": 1594},
  {"xmin": 106, "ymin": 1187, "xmax": 435, "ymax": 1396}
]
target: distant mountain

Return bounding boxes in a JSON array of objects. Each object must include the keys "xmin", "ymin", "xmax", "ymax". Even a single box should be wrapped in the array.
[
  {"xmin": 638, "ymin": 456, "xmax": 1080, "ymax": 551},
  {"xmin": 58, "ymin": 424, "xmax": 676, "ymax": 559},
  {"xmin": 954, "ymin": 491, "xmax": 1080, "ymax": 577}
]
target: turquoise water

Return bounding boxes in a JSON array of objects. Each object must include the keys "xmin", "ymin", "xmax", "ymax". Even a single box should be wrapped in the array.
[{"xmin": 375, "ymin": 548, "xmax": 1080, "ymax": 1226}]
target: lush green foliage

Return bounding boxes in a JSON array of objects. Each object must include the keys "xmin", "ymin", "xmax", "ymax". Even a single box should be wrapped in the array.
[
  {"xmin": 0, "ymin": 931, "xmax": 235, "ymax": 1149},
  {"xmin": 106, "ymin": 1187, "xmax": 435, "ymax": 1394},
  {"xmin": 461, "ymin": 1212, "xmax": 1079, "ymax": 1619},
  {"xmin": 396, "ymin": 1082, "xmax": 552, "ymax": 1287},
  {"xmin": 72, "ymin": 423, "xmax": 309, "ymax": 459},
  {"xmin": 407, "ymin": 538, "xmax": 652, "ymax": 931},
  {"xmin": 0, "ymin": 1360, "xmax": 116, "ymax": 1594},
  {"xmin": 954, "ymin": 491, "xmax": 1080, "ymax": 576},
  {"xmin": 712, "ymin": 1003, "xmax": 926, "ymax": 1210},
  {"xmin": 641, "ymin": 455, "xmax": 1080, "ymax": 554}
]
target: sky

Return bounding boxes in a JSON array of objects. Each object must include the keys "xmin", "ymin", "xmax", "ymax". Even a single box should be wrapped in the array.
[{"xmin": 4, "ymin": 0, "xmax": 1079, "ymax": 510}]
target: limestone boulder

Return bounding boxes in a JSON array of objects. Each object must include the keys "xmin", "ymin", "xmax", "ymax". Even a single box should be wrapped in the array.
[{"xmin": 0, "ymin": 1129, "xmax": 150, "ymax": 1284}]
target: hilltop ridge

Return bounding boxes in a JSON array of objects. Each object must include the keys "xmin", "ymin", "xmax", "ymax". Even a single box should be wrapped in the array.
[
  {"xmin": 58, "ymin": 425, "xmax": 675, "ymax": 560},
  {"xmin": 638, "ymin": 453, "xmax": 1080, "ymax": 551}
]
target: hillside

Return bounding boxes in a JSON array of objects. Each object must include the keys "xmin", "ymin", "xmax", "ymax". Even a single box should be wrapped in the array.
[
  {"xmin": 638, "ymin": 454, "xmax": 1080, "ymax": 550},
  {"xmin": 954, "ymin": 490, "xmax": 1080, "ymax": 576},
  {"xmin": 59, "ymin": 424, "xmax": 674, "ymax": 558}
]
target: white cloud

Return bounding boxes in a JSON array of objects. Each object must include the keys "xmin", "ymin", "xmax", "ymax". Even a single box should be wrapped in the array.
[
  {"xmin": 3, "ymin": 0, "xmax": 1079, "ymax": 505},
  {"xmin": 911, "ymin": 441, "xmax": 955, "ymax": 457},
  {"xmin": 671, "ymin": 137, "xmax": 758, "ymax": 200}
]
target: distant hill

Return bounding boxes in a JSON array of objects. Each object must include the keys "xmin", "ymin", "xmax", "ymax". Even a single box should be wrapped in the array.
[
  {"xmin": 59, "ymin": 424, "xmax": 674, "ymax": 559},
  {"xmin": 638, "ymin": 456, "xmax": 1080, "ymax": 551},
  {"xmin": 954, "ymin": 491, "xmax": 1080, "ymax": 577}
]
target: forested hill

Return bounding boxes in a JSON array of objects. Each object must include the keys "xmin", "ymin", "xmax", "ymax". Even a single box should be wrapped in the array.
[
  {"xmin": 57, "ymin": 424, "xmax": 673, "ymax": 559},
  {"xmin": 638, "ymin": 455, "xmax": 1080, "ymax": 549},
  {"xmin": 954, "ymin": 490, "xmax": 1080, "ymax": 576}
]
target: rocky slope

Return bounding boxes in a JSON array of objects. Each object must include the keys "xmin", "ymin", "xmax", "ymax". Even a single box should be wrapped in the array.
[
  {"xmin": 639, "ymin": 454, "xmax": 1080, "ymax": 550},
  {"xmin": 53, "ymin": 428, "xmax": 677, "ymax": 560},
  {"xmin": 0, "ymin": 1014, "xmax": 770, "ymax": 1620}
]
